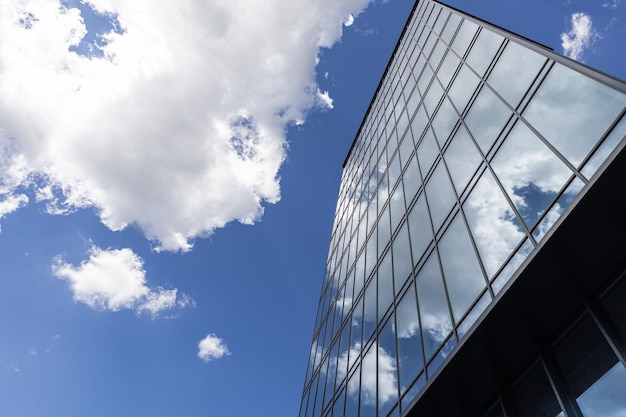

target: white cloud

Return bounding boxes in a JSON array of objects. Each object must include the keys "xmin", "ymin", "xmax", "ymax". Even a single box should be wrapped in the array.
[
  {"xmin": 198, "ymin": 333, "xmax": 231, "ymax": 363},
  {"xmin": 0, "ymin": 193, "xmax": 28, "ymax": 220},
  {"xmin": 602, "ymin": 0, "xmax": 620, "ymax": 9},
  {"xmin": 0, "ymin": 0, "xmax": 374, "ymax": 252},
  {"xmin": 52, "ymin": 245, "xmax": 191, "ymax": 315},
  {"xmin": 561, "ymin": 12, "xmax": 597, "ymax": 61},
  {"xmin": 316, "ymin": 89, "xmax": 335, "ymax": 110},
  {"xmin": 345, "ymin": 14, "xmax": 355, "ymax": 27}
]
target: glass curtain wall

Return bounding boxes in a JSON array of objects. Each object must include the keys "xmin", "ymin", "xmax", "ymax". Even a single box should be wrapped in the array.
[{"xmin": 299, "ymin": 1, "xmax": 626, "ymax": 417}]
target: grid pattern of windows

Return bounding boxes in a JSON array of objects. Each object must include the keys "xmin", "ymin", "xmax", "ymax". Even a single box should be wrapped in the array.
[{"xmin": 299, "ymin": 2, "xmax": 626, "ymax": 417}]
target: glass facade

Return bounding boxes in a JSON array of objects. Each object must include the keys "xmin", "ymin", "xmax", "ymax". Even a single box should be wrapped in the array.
[{"xmin": 299, "ymin": 1, "xmax": 626, "ymax": 417}]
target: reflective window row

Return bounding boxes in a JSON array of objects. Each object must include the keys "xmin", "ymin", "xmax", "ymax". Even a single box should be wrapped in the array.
[
  {"xmin": 300, "ymin": 1, "xmax": 626, "ymax": 416},
  {"xmin": 478, "ymin": 276, "xmax": 626, "ymax": 417}
]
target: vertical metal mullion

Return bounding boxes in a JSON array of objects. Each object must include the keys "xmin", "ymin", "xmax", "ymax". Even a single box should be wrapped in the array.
[{"xmin": 538, "ymin": 350, "xmax": 584, "ymax": 417}]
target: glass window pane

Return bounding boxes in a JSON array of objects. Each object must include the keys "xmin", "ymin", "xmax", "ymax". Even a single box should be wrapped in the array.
[
  {"xmin": 464, "ymin": 86, "xmax": 511, "ymax": 154},
  {"xmin": 378, "ymin": 205, "xmax": 391, "ymax": 253},
  {"xmin": 396, "ymin": 283, "xmax": 424, "ymax": 395},
  {"xmin": 440, "ymin": 12, "xmax": 461, "ymax": 45},
  {"xmin": 350, "ymin": 299, "xmax": 363, "ymax": 369},
  {"xmin": 389, "ymin": 185, "xmax": 405, "ymax": 233},
  {"xmin": 410, "ymin": 104, "xmax": 428, "ymax": 141},
  {"xmin": 417, "ymin": 127, "xmax": 440, "ymax": 178},
  {"xmin": 432, "ymin": 97, "xmax": 458, "ymax": 147},
  {"xmin": 582, "ymin": 114, "xmax": 626, "ymax": 179},
  {"xmin": 532, "ymin": 178, "xmax": 584, "ymax": 242},
  {"xmin": 429, "ymin": 40, "xmax": 447, "ymax": 70},
  {"xmin": 553, "ymin": 314, "xmax": 626, "ymax": 417},
  {"xmin": 417, "ymin": 65, "xmax": 434, "ymax": 97},
  {"xmin": 403, "ymin": 154, "xmax": 422, "ymax": 204},
  {"xmin": 438, "ymin": 49, "xmax": 461, "ymax": 89},
  {"xmin": 360, "ymin": 345, "xmax": 377, "ymax": 417},
  {"xmin": 425, "ymin": 161, "xmax": 456, "ymax": 232},
  {"xmin": 508, "ymin": 361, "xmax": 564, "ymax": 417},
  {"xmin": 448, "ymin": 63, "xmax": 480, "ymax": 115},
  {"xmin": 438, "ymin": 213, "xmax": 486, "ymax": 322},
  {"xmin": 388, "ymin": 151, "xmax": 402, "ymax": 189},
  {"xmin": 523, "ymin": 63, "xmax": 626, "ymax": 167},
  {"xmin": 408, "ymin": 193, "xmax": 433, "ymax": 265},
  {"xmin": 444, "ymin": 124, "xmax": 482, "ymax": 194},
  {"xmin": 466, "ymin": 28, "xmax": 504, "ymax": 77},
  {"xmin": 491, "ymin": 121, "xmax": 573, "ymax": 230},
  {"xmin": 398, "ymin": 132, "xmax": 416, "ymax": 170},
  {"xmin": 363, "ymin": 277, "xmax": 377, "ymax": 343},
  {"xmin": 600, "ymin": 275, "xmax": 626, "ymax": 349},
  {"xmin": 487, "ymin": 40, "xmax": 546, "ymax": 108},
  {"xmin": 464, "ymin": 169, "xmax": 525, "ymax": 279},
  {"xmin": 416, "ymin": 252, "xmax": 453, "ymax": 359},
  {"xmin": 378, "ymin": 317, "xmax": 399, "ymax": 416},
  {"xmin": 392, "ymin": 222, "xmax": 412, "ymax": 294},
  {"xmin": 333, "ymin": 388, "xmax": 345, "ymax": 417},
  {"xmin": 378, "ymin": 250, "xmax": 393, "ymax": 323},
  {"xmin": 451, "ymin": 19, "xmax": 478, "ymax": 57},
  {"xmin": 423, "ymin": 78, "xmax": 444, "ymax": 117},
  {"xmin": 345, "ymin": 366, "xmax": 360, "ymax": 417}
]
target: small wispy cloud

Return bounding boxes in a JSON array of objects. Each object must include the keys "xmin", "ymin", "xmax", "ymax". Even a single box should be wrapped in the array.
[
  {"xmin": 561, "ymin": 12, "xmax": 597, "ymax": 61},
  {"xmin": 602, "ymin": 0, "xmax": 620, "ymax": 9},
  {"xmin": 52, "ymin": 246, "xmax": 192, "ymax": 317},
  {"xmin": 198, "ymin": 334, "xmax": 231, "ymax": 363},
  {"xmin": 316, "ymin": 89, "xmax": 334, "ymax": 110}
]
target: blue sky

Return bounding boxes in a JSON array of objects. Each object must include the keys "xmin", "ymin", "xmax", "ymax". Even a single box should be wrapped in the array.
[{"xmin": 0, "ymin": 1, "xmax": 624, "ymax": 416}]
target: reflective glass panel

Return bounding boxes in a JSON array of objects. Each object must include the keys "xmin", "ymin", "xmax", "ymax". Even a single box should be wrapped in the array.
[
  {"xmin": 425, "ymin": 160, "xmax": 456, "ymax": 232},
  {"xmin": 389, "ymin": 185, "xmax": 405, "ymax": 233},
  {"xmin": 466, "ymin": 28, "xmax": 503, "ymax": 77},
  {"xmin": 432, "ymin": 97, "xmax": 458, "ymax": 147},
  {"xmin": 408, "ymin": 193, "xmax": 433, "ymax": 265},
  {"xmin": 350, "ymin": 298, "xmax": 363, "ymax": 369},
  {"xmin": 378, "ymin": 250, "xmax": 393, "ymax": 323},
  {"xmin": 464, "ymin": 167, "xmax": 524, "ymax": 279},
  {"xmin": 532, "ymin": 178, "xmax": 583, "ymax": 242},
  {"xmin": 600, "ymin": 275, "xmax": 626, "ymax": 349},
  {"xmin": 360, "ymin": 345, "xmax": 377, "ymax": 417},
  {"xmin": 345, "ymin": 367, "xmax": 360, "ymax": 417},
  {"xmin": 417, "ymin": 65, "xmax": 434, "ymax": 97},
  {"xmin": 448, "ymin": 63, "xmax": 481, "ymax": 115},
  {"xmin": 491, "ymin": 121, "xmax": 573, "ymax": 229},
  {"xmin": 451, "ymin": 19, "xmax": 478, "ymax": 57},
  {"xmin": 403, "ymin": 155, "xmax": 422, "ymax": 204},
  {"xmin": 509, "ymin": 361, "xmax": 564, "ymax": 417},
  {"xmin": 464, "ymin": 86, "xmax": 511, "ymax": 154},
  {"xmin": 438, "ymin": 49, "xmax": 461, "ymax": 89},
  {"xmin": 423, "ymin": 78, "xmax": 444, "ymax": 117},
  {"xmin": 582, "ymin": 114, "xmax": 626, "ymax": 179},
  {"xmin": 333, "ymin": 388, "xmax": 345, "ymax": 417},
  {"xmin": 441, "ymin": 12, "xmax": 461, "ymax": 44},
  {"xmin": 398, "ymin": 132, "xmax": 416, "ymax": 169},
  {"xmin": 438, "ymin": 213, "xmax": 486, "ymax": 322},
  {"xmin": 417, "ymin": 127, "xmax": 440, "ymax": 178},
  {"xmin": 444, "ymin": 124, "xmax": 482, "ymax": 195},
  {"xmin": 410, "ymin": 104, "xmax": 428, "ymax": 140},
  {"xmin": 523, "ymin": 63, "xmax": 626, "ymax": 167},
  {"xmin": 378, "ymin": 317, "xmax": 399, "ymax": 416},
  {"xmin": 487, "ymin": 40, "xmax": 546, "ymax": 108},
  {"xmin": 416, "ymin": 251, "xmax": 453, "ymax": 359},
  {"xmin": 396, "ymin": 283, "xmax": 424, "ymax": 395},
  {"xmin": 392, "ymin": 222, "xmax": 412, "ymax": 295},
  {"xmin": 553, "ymin": 314, "xmax": 626, "ymax": 417},
  {"xmin": 363, "ymin": 277, "xmax": 377, "ymax": 343}
]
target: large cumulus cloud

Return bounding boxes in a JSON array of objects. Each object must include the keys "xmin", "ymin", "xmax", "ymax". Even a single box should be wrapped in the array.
[{"xmin": 0, "ymin": 0, "xmax": 373, "ymax": 251}]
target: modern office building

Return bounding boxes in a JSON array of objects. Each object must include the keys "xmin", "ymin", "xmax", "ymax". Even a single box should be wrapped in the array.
[{"xmin": 298, "ymin": 1, "xmax": 626, "ymax": 417}]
